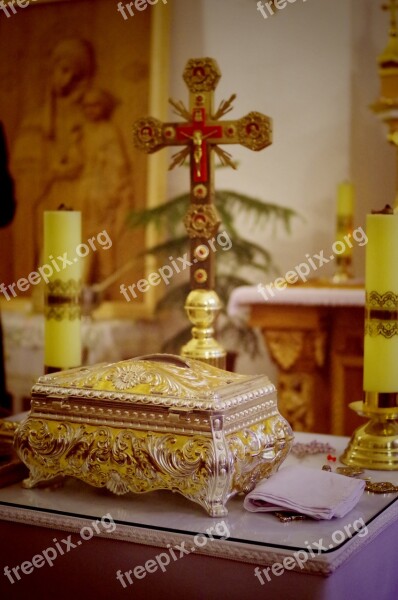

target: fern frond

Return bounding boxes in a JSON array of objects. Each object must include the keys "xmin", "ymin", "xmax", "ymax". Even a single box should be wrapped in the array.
[
  {"xmin": 216, "ymin": 190, "xmax": 299, "ymax": 233},
  {"xmin": 216, "ymin": 204, "xmax": 240, "ymax": 238},
  {"xmin": 140, "ymin": 236, "xmax": 188, "ymax": 259},
  {"xmin": 156, "ymin": 281, "xmax": 190, "ymax": 311},
  {"xmin": 127, "ymin": 194, "xmax": 189, "ymax": 232},
  {"xmin": 221, "ymin": 236, "xmax": 273, "ymax": 268}
]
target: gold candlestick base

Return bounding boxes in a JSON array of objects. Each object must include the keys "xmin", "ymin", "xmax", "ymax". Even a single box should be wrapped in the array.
[
  {"xmin": 341, "ymin": 395, "xmax": 398, "ymax": 470},
  {"xmin": 332, "ymin": 255, "xmax": 353, "ymax": 285},
  {"xmin": 181, "ymin": 289, "xmax": 226, "ymax": 369}
]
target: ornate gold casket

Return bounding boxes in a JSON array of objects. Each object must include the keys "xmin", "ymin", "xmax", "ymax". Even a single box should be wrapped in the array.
[{"xmin": 14, "ymin": 354, "xmax": 293, "ymax": 516}]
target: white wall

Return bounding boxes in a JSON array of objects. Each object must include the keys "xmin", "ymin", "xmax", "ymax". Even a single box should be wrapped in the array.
[{"xmin": 163, "ymin": 0, "xmax": 394, "ymax": 376}]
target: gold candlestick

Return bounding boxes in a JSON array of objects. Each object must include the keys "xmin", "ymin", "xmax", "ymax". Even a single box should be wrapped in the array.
[
  {"xmin": 341, "ymin": 207, "xmax": 398, "ymax": 469},
  {"xmin": 341, "ymin": 392, "xmax": 398, "ymax": 470}
]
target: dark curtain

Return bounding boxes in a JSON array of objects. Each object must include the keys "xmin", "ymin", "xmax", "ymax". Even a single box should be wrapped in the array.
[{"xmin": 0, "ymin": 121, "xmax": 16, "ymax": 412}]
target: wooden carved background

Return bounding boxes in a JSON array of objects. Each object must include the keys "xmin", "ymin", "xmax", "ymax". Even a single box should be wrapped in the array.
[{"xmin": 0, "ymin": 0, "xmax": 164, "ymax": 308}]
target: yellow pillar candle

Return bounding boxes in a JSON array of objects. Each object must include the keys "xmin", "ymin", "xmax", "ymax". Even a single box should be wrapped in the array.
[
  {"xmin": 44, "ymin": 210, "xmax": 82, "ymax": 372},
  {"xmin": 332, "ymin": 182, "xmax": 355, "ymax": 282},
  {"xmin": 363, "ymin": 209, "xmax": 398, "ymax": 393},
  {"xmin": 336, "ymin": 182, "xmax": 355, "ymax": 257},
  {"xmin": 337, "ymin": 181, "xmax": 355, "ymax": 217}
]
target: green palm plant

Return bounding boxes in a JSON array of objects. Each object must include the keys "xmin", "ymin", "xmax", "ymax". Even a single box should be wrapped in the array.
[{"xmin": 127, "ymin": 189, "xmax": 298, "ymax": 357}]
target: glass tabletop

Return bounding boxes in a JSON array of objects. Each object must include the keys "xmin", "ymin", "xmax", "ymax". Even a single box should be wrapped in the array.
[{"xmin": 1, "ymin": 432, "xmax": 397, "ymax": 555}]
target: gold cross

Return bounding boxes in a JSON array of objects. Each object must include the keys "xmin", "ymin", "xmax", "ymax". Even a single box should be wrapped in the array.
[
  {"xmin": 133, "ymin": 58, "xmax": 273, "ymax": 366},
  {"xmin": 133, "ymin": 57, "xmax": 272, "ymax": 292}
]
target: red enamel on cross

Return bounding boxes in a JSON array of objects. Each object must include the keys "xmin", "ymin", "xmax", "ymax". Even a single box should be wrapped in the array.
[{"xmin": 176, "ymin": 108, "xmax": 223, "ymax": 183}]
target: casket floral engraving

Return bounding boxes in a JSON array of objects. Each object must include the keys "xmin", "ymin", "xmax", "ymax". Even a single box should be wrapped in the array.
[{"xmin": 14, "ymin": 355, "xmax": 293, "ymax": 516}]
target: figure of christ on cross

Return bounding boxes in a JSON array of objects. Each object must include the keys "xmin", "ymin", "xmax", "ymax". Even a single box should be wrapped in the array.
[
  {"xmin": 177, "ymin": 108, "xmax": 222, "ymax": 181},
  {"xmin": 133, "ymin": 57, "xmax": 272, "ymax": 366}
]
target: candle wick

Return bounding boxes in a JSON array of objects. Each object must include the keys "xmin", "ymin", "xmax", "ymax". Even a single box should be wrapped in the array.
[{"xmin": 371, "ymin": 204, "xmax": 394, "ymax": 215}]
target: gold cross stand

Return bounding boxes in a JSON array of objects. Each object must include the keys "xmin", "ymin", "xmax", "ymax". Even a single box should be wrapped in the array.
[{"xmin": 133, "ymin": 58, "xmax": 272, "ymax": 368}]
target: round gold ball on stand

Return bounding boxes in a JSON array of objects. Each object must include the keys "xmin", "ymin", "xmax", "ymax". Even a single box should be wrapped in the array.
[{"xmin": 181, "ymin": 289, "xmax": 226, "ymax": 369}]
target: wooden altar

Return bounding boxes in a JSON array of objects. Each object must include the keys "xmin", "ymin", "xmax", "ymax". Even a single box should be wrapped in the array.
[{"xmin": 228, "ymin": 286, "xmax": 365, "ymax": 436}]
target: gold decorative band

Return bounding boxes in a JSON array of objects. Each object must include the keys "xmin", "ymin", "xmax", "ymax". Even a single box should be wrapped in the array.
[
  {"xmin": 365, "ymin": 290, "xmax": 398, "ymax": 338},
  {"xmin": 45, "ymin": 279, "xmax": 81, "ymax": 322},
  {"xmin": 365, "ymin": 391, "xmax": 398, "ymax": 409},
  {"xmin": 45, "ymin": 279, "xmax": 82, "ymax": 297},
  {"xmin": 366, "ymin": 290, "xmax": 398, "ymax": 310},
  {"xmin": 45, "ymin": 305, "xmax": 81, "ymax": 321}
]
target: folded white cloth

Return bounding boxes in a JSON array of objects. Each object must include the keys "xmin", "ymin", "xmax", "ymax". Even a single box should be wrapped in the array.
[{"xmin": 244, "ymin": 465, "xmax": 365, "ymax": 520}]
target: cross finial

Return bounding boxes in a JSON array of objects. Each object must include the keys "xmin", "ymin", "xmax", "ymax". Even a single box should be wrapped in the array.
[{"xmin": 383, "ymin": 0, "xmax": 398, "ymax": 36}]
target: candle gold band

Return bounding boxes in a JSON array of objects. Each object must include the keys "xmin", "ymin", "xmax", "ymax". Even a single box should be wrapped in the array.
[
  {"xmin": 365, "ymin": 391, "xmax": 398, "ymax": 409},
  {"xmin": 365, "ymin": 321, "xmax": 398, "ymax": 337},
  {"xmin": 45, "ymin": 279, "xmax": 82, "ymax": 297},
  {"xmin": 367, "ymin": 309, "xmax": 398, "ymax": 320},
  {"xmin": 47, "ymin": 294, "xmax": 81, "ymax": 305},
  {"xmin": 367, "ymin": 290, "xmax": 398, "ymax": 309},
  {"xmin": 45, "ymin": 278, "xmax": 82, "ymax": 322},
  {"xmin": 45, "ymin": 305, "xmax": 81, "ymax": 321},
  {"xmin": 365, "ymin": 290, "xmax": 398, "ymax": 338}
]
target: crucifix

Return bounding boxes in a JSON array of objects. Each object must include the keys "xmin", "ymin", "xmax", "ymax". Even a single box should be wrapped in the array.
[{"xmin": 133, "ymin": 57, "xmax": 272, "ymax": 368}]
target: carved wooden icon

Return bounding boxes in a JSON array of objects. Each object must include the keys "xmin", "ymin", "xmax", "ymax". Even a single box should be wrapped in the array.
[{"xmin": 0, "ymin": 0, "xmax": 168, "ymax": 313}]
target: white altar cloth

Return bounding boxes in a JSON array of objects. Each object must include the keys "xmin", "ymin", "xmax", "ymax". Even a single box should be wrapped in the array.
[
  {"xmin": 228, "ymin": 285, "xmax": 365, "ymax": 317},
  {"xmin": 2, "ymin": 308, "xmax": 160, "ymax": 412}
]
